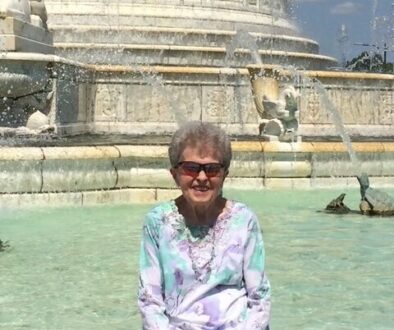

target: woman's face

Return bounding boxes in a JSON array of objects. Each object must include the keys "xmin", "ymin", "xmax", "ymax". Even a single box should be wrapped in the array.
[{"xmin": 171, "ymin": 145, "xmax": 227, "ymax": 209}]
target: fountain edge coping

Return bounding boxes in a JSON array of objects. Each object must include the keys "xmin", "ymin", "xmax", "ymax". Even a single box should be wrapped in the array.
[
  {"xmin": 1, "ymin": 54, "xmax": 392, "ymax": 81},
  {"xmin": 92, "ymin": 64, "xmax": 394, "ymax": 81},
  {"xmin": 1, "ymin": 142, "xmax": 394, "ymax": 160}
]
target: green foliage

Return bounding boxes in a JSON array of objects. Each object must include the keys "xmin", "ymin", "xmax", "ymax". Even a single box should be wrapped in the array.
[{"xmin": 346, "ymin": 51, "xmax": 393, "ymax": 73}]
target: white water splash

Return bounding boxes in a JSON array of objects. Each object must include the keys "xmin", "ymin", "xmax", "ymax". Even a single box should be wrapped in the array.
[{"xmin": 225, "ymin": 30, "xmax": 262, "ymax": 65}]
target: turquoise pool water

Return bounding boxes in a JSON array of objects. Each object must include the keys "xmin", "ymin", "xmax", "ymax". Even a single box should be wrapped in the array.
[{"xmin": 1, "ymin": 189, "xmax": 394, "ymax": 329}]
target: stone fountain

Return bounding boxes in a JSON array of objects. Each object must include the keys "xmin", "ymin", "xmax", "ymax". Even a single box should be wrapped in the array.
[
  {"xmin": 0, "ymin": 0, "xmax": 393, "ymax": 207},
  {"xmin": 0, "ymin": 0, "xmax": 54, "ymax": 134}
]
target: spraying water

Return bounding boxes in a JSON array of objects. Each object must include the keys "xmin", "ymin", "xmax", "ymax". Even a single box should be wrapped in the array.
[
  {"xmin": 225, "ymin": 30, "xmax": 262, "ymax": 65},
  {"xmin": 308, "ymin": 78, "xmax": 358, "ymax": 163},
  {"xmin": 225, "ymin": 29, "xmax": 360, "ymax": 170},
  {"xmin": 138, "ymin": 69, "xmax": 188, "ymax": 126},
  {"xmin": 285, "ymin": 65, "xmax": 359, "ymax": 166}
]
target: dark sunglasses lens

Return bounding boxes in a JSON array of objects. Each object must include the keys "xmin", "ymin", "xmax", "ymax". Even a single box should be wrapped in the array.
[
  {"xmin": 204, "ymin": 164, "xmax": 223, "ymax": 177},
  {"xmin": 178, "ymin": 162, "xmax": 223, "ymax": 177},
  {"xmin": 180, "ymin": 162, "xmax": 201, "ymax": 176}
]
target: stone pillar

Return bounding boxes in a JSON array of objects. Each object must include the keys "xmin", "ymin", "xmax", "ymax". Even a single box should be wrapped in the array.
[{"xmin": 0, "ymin": 0, "xmax": 53, "ymax": 53}]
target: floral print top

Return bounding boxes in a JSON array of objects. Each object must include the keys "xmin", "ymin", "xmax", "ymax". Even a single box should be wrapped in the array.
[{"xmin": 138, "ymin": 200, "xmax": 271, "ymax": 330}]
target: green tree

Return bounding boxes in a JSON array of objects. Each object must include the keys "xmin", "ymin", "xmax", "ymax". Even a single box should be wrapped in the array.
[{"xmin": 346, "ymin": 51, "xmax": 393, "ymax": 73}]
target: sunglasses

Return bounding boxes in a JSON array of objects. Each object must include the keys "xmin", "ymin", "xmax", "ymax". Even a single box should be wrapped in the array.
[{"xmin": 176, "ymin": 161, "xmax": 224, "ymax": 178}]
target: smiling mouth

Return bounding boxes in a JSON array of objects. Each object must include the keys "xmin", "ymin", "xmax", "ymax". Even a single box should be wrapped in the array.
[{"xmin": 193, "ymin": 186, "xmax": 209, "ymax": 192}]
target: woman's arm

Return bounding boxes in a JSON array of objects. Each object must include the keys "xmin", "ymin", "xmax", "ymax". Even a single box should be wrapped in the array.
[
  {"xmin": 243, "ymin": 213, "xmax": 271, "ymax": 329},
  {"xmin": 138, "ymin": 212, "xmax": 170, "ymax": 330}
]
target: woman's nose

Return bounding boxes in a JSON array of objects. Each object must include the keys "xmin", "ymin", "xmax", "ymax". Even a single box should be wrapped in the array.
[{"xmin": 195, "ymin": 169, "xmax": 208, "ymax": 181}]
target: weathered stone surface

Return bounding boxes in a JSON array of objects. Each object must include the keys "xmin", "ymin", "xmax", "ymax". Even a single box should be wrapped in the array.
[
  {"xmin": 0, "ymin": 147, "xmax": 43, "ymax": 160},
  {"xmin": 116, "ymin": 168, "xmax": 175, "ymax": 189},
  {"xmin": 311, "ymin": 152, "xmax": 387, "ymax": 178},
  {"xmin": 299, "ymin": 74, "xmax": 394, "ymax": 135},
  {"xmin": 225, "ymin": 177, "xmax": 265, "ymax": 190},
  {"xmin": 380, "ymin": 153, "xmax": 394, "ymax": 177},
  {"xmin": 82, "ymin": 188, "xmax": 157, "ymax": 205},
  {"xmin": 156, "ymin": 188, "xmax": 181, "ymax": 202},
  {"xmin": 265, "ymin": 160, "xmax": 312, "ymax": 178},
  {"xmin": 94, "ymin": 84, "xmax": 125, "ymax": 122},
  {"xmin": 0, "ymin": 160, "xmax": 42, "ymax": 193},
  {"xmin": 265, "ymin": 178, "xmax": 311, "ymax": 189},
  {"xmin": 311, "ymin": 177, "xmax": 357, "ymax": 188},
  {"xmin": 229, "ymin": 160, "xmax": 263, "ymax": 177},
  {"xmin": 0, "ymin": 16, "xmax": 53, "ymax": 53},
  {"xmin": 0, "ymin": 0, "xmax": 31, "ymax": 22},
  {"xmin": 116, "ymin": 145, "xmax": 168, "ymax": 158},
  {"xmin": 42, "ymin": 146, "xmax": 118, "ymax": 160},
  {"xmin": 26, "ymin": 110, "xmax": 49, "ymax": 129},
  {"xmin": 41, "ymin": 158, "xmax": 117, "ymax": 192},
  {"xmin": 0, "ymin": 191, "xmax": 83, "ymax": 208}
]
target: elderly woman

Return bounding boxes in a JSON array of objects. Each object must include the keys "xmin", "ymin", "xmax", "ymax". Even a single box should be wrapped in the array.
[{"xmin": 138, "ymin": 121, "xmax": 271, "ymax": 329}]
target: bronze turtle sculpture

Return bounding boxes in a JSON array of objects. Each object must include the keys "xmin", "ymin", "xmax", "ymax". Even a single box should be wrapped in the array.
[
  {"xmin": 325, "ymin": 193, "xmax": 352, "ymax": 214},
  {"xmin": 356, "ymin": 173, "xmax": 394, "ymax": 216},
  {"xmin": 323, "ymin": 174, "xmax": 394, "ymax": 216},
  {"xmin": 0, "ymin": 239, "xmax": 10, "ymax": 252}
]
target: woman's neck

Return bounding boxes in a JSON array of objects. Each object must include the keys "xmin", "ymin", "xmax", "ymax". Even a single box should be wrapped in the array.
[{"xmin": 176, "ymin": 196, "xmax": 226, "ymax": 226}]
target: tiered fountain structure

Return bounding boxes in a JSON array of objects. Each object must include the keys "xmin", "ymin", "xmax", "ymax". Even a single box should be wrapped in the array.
[
  {"xmin": 0, "ymin": 0, "xmax": 393, "ymax": 207},
  {"xmin": 44, "ymin": 0, "xmax": 338, "ymax": 136}
]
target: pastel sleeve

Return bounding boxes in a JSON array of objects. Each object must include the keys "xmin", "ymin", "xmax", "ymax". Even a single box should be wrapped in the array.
[
  {"xmin": 137, "ymin": 211, "xmax": 170, "ymax": 330},
  {"xmin": 243, "ymin": 213, "xmax": 271, "ymax": 329}
]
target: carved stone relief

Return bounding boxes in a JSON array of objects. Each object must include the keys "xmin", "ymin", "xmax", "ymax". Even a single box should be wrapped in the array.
[
  {"xmin": 380, "ymin": 90, "xmax": 394, "ymax": 124},
  {"xmin": 94, "ymin": 84, "xmax": 124, "ymax": 121}
]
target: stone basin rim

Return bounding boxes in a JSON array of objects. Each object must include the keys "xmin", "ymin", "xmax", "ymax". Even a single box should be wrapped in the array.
[{"xmin": 1, "ymin": 142, "xmax": 394, "ymax": 161}]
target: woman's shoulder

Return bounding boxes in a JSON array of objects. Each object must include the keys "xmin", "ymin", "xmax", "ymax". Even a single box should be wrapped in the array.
[
  {"xmin": 228, "ymin": 200, "xmax": 257, "ymax": 217},
  {"xmin": 227, "ymin": 200, "xmax": 261, "ymax": 232},
  {"xmin": 226, "ymin": 199, "xmax": 259, "ymax": 225},
  {"xmin": 144, "ymin": 200, "xmax": 176, "ymax": 226}
]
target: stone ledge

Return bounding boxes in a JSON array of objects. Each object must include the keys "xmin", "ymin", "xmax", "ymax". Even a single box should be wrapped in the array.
[
  {"xmin": 46, "ymin": 2, "xmax": 294, "ymax": 29},
  {"xmin": 0, "ymin": 31, "xmax": 53, "ymax": 54},
  {"xmin": 264, "ymin": 178, "xmax": 312, "ymax": 189},
  {"xmin": 54, "ymin": 42, "xmax": 334, "ymax": 62},
  {"xmin": 42, "ymin": 146, "xmax": 120, "ymax": 160},
  {"xmin": 88, "ymin": 64, "xmax": 394, "ymax": 81},
  {"xmin": 50, "ymin": 24, "xmax": 319, "ymax": 45},
  {"xmin": 1, "ymin": 142, "xmax": 394, "ymax": 161},
  {"xmin": 82, "ymin": 188, "xmax": 157, "ymax": 205},
  {"xmin": 0, "ymin": 147, "xmax": 44, "ymax": 160},
  {"xmin": 115, "ymin": 145, "xmax": 168, "ymax": 158},
  {"xmin": 0, "ymin": 191, "xmax": 83, "ymax": 208},
  {"xmin": 0, "ymin": 17, "xmax": 53, "ymax": 44},
  {"xmin": 0, "ymin": 159, "xmax": 42, "ymax": 193},
  {"xmin": 1, "ymin": 176, "xmax": 393, "ymax": 208}
]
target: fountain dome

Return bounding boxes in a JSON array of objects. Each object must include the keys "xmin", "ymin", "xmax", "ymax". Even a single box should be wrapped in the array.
[{"xmin": 45, "ymin": 0, "xmax": 336, "ymax": 69}]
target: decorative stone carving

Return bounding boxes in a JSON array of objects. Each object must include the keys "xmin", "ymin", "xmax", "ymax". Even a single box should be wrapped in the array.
[
  {"xmin": 0, "ymin": 0, "xmax": 31, "ymax": 22},
  {"xmin": 248, "ymin": 67, "xmax": 300, "ymax": 141},
  {"xmin": 380, "ymin": 91, "xmax": 394, "ymax": 123},
  {"xmin": 0, "ymin": 0, "xmax": 52, "ymax": 53},
  {"xmin": 0, "ymin": 0, "xmax": 47, "ymax": 28},
  {"xmin": 30, "ymin": 0, "xmax": 48, "ymax": 28},
  {"xmin": 0, "ymin": 0, "xmax": 53, "ymax": 132},
  {"xmin": 0, "ymin": 82, "xmax": 54, "ymax": 130}
]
